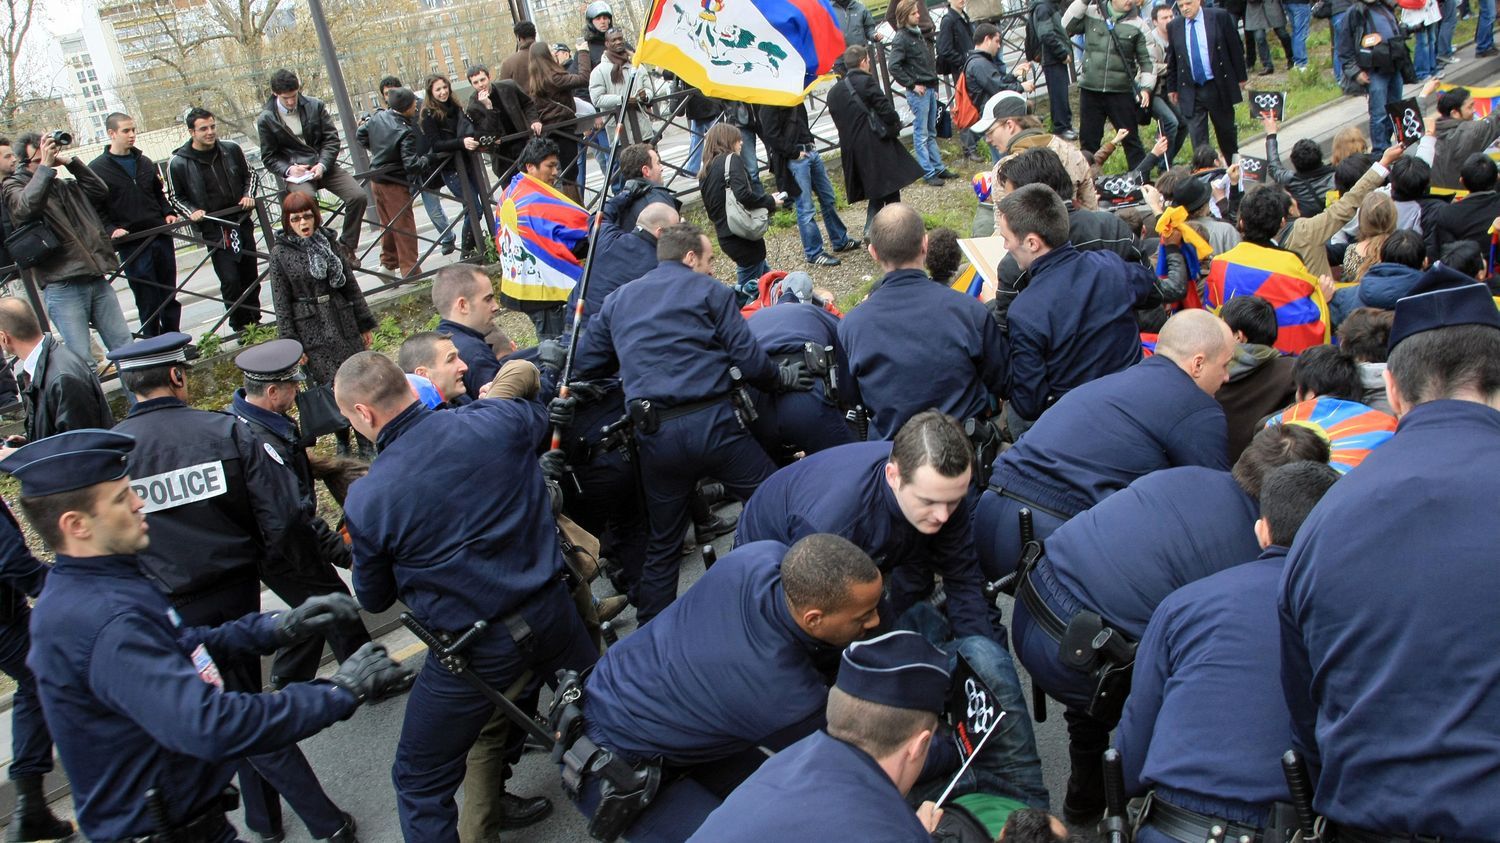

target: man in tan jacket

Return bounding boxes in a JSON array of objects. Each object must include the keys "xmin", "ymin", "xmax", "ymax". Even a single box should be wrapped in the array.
[{"xmin": 1280, "ymin": 142, "xmax": 1403, "ymax": 277}]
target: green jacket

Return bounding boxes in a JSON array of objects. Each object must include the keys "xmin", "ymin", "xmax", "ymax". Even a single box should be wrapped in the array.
[{"xmin": 1063, "ymin": 0, "xmax": 1154, "ymax": 94}]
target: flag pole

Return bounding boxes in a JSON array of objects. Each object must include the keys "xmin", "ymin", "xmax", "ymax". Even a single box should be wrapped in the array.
[{"xmin": 550, "ymin": 65, "xmax": 642, "ymax": 451}]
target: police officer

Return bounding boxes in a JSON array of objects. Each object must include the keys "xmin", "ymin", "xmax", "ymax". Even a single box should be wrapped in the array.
[
  {"xmin": 1280, "ymin": 266, "xmax": 1500, "ymax": 841},
  {"xmin": 107, "ymin": 333, "xmax": 358, "ymax": 842},
  {"xmin": 691, "ymin": 631, "xmax": 951, "ymax": 842},
  {"xmin": 569, "ymin": 221, "xmax": 810, "ymax": 623},
  {"xmin": 1116, "ymin": 461, "xmax": 1340, "ymax": 843},
  {"xmin": 228, "ymin": 339, "xmax": 373, "ymax": 688},
  {"xmin": 1011, "ymin": 424, "xmax": 1327, "ymax": 826},
  {"xmin": 838, "ymin": 203, "xmax": 1009, "ymax": 442},
  {"xmin": 0, "ymin": 501, "xmax": 73, "ymax": 841},
  {"xmin": 975, "ymin": 309, "xmax": 1234, "ymax": 581},
  {"xmin": 743, "ymin": 271, "xmax": 855, "ymax": 461},
  {"xmin": 4, "ymin": 429, "xmax": 411, "ymax": 842},
  {"xmin": 563, "ymin": 535, "xmax": 884, "ymax": 839},
  {"xmin": 432, "ymin": 264, "xmax": 504, "ymax": 401},
  {"xmin": 737, "ymin": 411, "xmax": 995, "ymax": 642},
  {"xmin": 566, "ymin": 200, "xmax": 679, "ymax": 335},
  {"xmin": 334, "ymin": 351, "xmax": 597, "ymax": 842}
]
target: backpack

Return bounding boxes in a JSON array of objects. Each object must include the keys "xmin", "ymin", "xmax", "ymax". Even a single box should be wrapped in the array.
[{"xmin": 953, "ymin": 64, "xmax": 980, "ymax": 131}]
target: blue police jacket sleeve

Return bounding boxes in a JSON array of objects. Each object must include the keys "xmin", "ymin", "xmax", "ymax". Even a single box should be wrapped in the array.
[
  {"xmin": 1005, "ymin": 318, "xmax": 1050, "ymax": 423},
  {"xmin": 930, "ymin": 511, "xmax": 996, "ymax": 640},
  {"xmin": 760, "ymin": 708, "xmax": 827, "ymax": 753},
  {"xmin": 1165, "ymin": 406, "xmax": 1230, "ymax": 471},
  {"xmin": 1124, "ymin": 259, "xmax": 1159, "ymax": 306},
  {"xmin": 1278, "ymin": 563, "xmax": 1321, "ymax": 768},
  {"xmin": 571, "ymin": 297, "xmax": 620, "ymax": 381},
  {"xmin": 182, "ymin": 611, "xmax": 285, "ymax": 661},
  {"xmin": 0, "ymin": 504, "xmax": 46, "ymax": 597},
  {"xmin": 91, "ymin": 614, "xmax": 358, "ymax": 761},
  {"xmin": 1115, "ymin": 598, "xmax": 1174, "ymax": 796},
  {"xmin": 347, "ymin": 509, "xmax": 399, "ymax": 614},
  {"xmin": 979, "ymin": 310, "xmax": 1011, "ymax": 402},
  {"xmin": 715, "ymin": 287, "xmax": 779, "ymax": 391}
]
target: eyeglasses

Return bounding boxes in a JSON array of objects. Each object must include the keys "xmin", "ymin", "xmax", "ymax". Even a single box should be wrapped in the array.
[{"xmin": 287, "ymin": 211, "xmax": 317, "ymax": 223}]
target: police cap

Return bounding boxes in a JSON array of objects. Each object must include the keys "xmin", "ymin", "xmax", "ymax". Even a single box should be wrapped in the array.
[
  {"xmin": 235, "ymin": 339, "xmax": 306, "ymax": 383},
  {"xmin": 837, "ymin": 630, "xmax": 951, "ymax": 714},
  {"xmin": 1389, "ymin": 263, "xmax": 1500, "ymax": 350},
  {"xmin": 105, "ymin": 332, "xmax": 194, "ymax": 371},
  {"xmin": 0, "ymin": 429, "xmax": 135, "ymax": 497}
]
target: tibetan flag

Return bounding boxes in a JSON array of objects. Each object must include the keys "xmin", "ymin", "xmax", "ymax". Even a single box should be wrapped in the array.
[
  {"xmin": 636, "ymin": 0, "xmax": 845, "ymax": 106},
  {"xmin": 1436, "ymin": 82, "xmax": 1500, "ymax": 119},
  {"xmin": 1140, "ymin": 333, "xmax": 1159, "ymax": 357},
  {"xmin": 495, "ymin": 173, "xmax": 590, "ymax": 307},
  {"xmin": 1268, "ymin": 397, "xmax": 1397, "ymax": 474},
  {"xmin": 1206, "ymin": 242, "xmax": 1329, "ymax": 354},
  {"xmin": 951, "ymin": 266, "xmax": 982, "ymax": 298}
]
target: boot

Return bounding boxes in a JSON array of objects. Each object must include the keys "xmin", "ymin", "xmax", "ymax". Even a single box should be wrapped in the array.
[
  {"xmin": 353, "ymin": 432, "xmax": 376, "ymax": 462},
  {"xmin": 7, "ymin": 775, "xmax": 74, "ymax": 842},
  {"xmin": 498, "ymin": 792, "xmax": 552, "ymax": 830},
  {"xmin": 317, "ymin": 811, "xmax": 358, "ymax": 843},
  {"xmin": 333, "ymin": 428, "xmax": 353, "ymax": 458}
]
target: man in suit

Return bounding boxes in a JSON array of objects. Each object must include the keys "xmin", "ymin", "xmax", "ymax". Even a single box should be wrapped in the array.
[{"xmin": 1165, "ymin": 0, "xmax": 1248, "ymax": 159}]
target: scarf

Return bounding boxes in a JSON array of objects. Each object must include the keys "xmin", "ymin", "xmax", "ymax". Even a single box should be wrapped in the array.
[
  {"xmin": 606, "ymin": 42, "xmax": 631, "ymax": 85},
  {"xmin": 277, "ymin": 229, "xmax": 346, "ymax": 289},
  {"xmin": 1155, "ymin": 205, "xmax": 1215, "ymax": 288}
]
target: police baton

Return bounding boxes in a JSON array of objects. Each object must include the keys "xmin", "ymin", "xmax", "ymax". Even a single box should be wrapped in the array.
[
  {"xmin": 1281, "ymin": 750, "xmax": 1321, "ymax": 843},
  {"xmin": 145, "ymin": 786, "xmax": 177, "ymax": 843},
  {"xmin": 399, "ymin": 613, "xmax": 556, "ymax": 750},
  {"xmin": 551, "ymin": 69, "xmax": 644, "ymax": 453},
  {"xmin": 1102, "ymin": 748, "xmax": 1130, "ymax": 843}
]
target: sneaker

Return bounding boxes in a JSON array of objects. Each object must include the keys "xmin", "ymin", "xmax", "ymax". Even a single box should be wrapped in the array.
[
  {"xmin": 440, "ymin": 240, "xmax": 456, "ymax": 255},
  {"xmin": 1438, "ymin": 54, "xmax": 1459, "ymax": 64},
  {"xmin": 923, "ymin": 176, "xmax": 947, "ymax": 187},
  {"xmin": 808, "ymin": 253, "xmax": 841, "ymax": 267},
  {"xmin": 833, "ymin": 241, "xmax": 860, "ymax": 253},
  {"xmin": 1477, "ymin": 47, "xmax": 1499, "ymax": 58}
]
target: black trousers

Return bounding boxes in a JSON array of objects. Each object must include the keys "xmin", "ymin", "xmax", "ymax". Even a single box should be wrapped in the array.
[
  {"xmin": 208, "ymin": 219, "xmax": 263, "ymax": 330},
  {"xmin": 1183, "ymin": 82, "xmax": 1240, "ymax": 159},
  {"xmin": 1043, "ymin": 62, "xmax": 1075, "ymax": 132},
  {"xmin": 261, "ymin": 547, "xmax": 371, "ymax": 688},
  {"xmin": 117, "ymin": 235, "xmax": 181, "ymax": 337},
  {"xmin": 1079, "ymin": 88, "xmax": 1146, "ymax": 170}
]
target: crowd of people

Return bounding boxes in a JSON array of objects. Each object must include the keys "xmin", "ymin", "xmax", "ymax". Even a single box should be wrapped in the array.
[{"xmin": 0, "ymin": 0, "xmax": 1496, "ymax": 842}]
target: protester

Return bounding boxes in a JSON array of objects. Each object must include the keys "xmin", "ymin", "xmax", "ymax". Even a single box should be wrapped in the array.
[
  {"xmin": 1342, "ymin": 191, "xmax": 1399, "ymax": 283},
  {"xmin": 758, "ymin": 101, "xmax": 855, "ymax": 267},
  {"xmin": 699, "ymin": 122, "xmax": 783, "ymax": 296},
  {"xmin": 1337, "ymin": 0, "xmax": 1412, "ymax": 154},
  {"xmin": 1262, "ymin": 114, "xmax": 1336, "ymax": 216},
  {"xmin": 1214, "ymin": 295, "xmax": 1297, "ymax": 460},
  {"xmin": 1432, "ymin": 87, "xmax": 1500, "ymax": 191},
  {"xmin": 1434, "ymin": 154, "xmax": 1500, "ymax": 255}
]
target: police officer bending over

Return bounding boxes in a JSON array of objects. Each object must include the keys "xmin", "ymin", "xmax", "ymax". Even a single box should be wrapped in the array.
[
  {"xmin": 4, "ymin": 430, "xmax": 410, "ymax": 843},
  {"xmin": 228, "ymin": 339, "xmax": 373, "ymax": 689},
  {"xmin": 1117, "ymin": 461, "xmax": 1340, "ymax": 843},
  {"xmin": 334, "ymin": 351, "xmax": 597, "ymax": 843},
  {"xmin": 1281, "ymin": 266, "xmax": 1500, "ymax": 841},
  {"xmin": 108, "ymin": 332, "xmax": 360, "ymax": 843},
  {"xmin": 1011, "ymin": 423, "xmax": 1327, "ymax": 827},
  {"xmin": 569, "ymin": 221, "xmax": 811, "ymax": 624},
  {"xmin": 737, "ymin": 410, "xmax": 997, "ymax": 643}
]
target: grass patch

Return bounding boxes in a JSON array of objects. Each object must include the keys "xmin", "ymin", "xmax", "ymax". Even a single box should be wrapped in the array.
[{"xmin": 837, "ymin": 276, "xmax": 878, "ymax": 313}]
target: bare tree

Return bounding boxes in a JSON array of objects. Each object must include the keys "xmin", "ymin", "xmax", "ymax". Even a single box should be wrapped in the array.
[{"xmin": 0, "ymin": 0, "xmax": 38, "ymax": 134}]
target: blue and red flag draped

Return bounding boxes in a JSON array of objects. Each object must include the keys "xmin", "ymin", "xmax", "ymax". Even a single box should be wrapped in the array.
[
  {"xmin": 494, "ymin": 172, "xmax": 590, "ymax": 307},
  {"xmin": 950, "ymin": 266, "xmax": 983, "ymax": 299},
  {"xmin": 637, "ymin": 0, "xmax": 844, "ymax": 105},
  {"xmin": 1140, "ymin": 333, "xmax": 1159, "ymax": 357},
  {"xmin": 1268, "ymin": 397, "xmax": 1397, "ymax": 473},
  {"xmin": 1206, "ymin": 242, "xmax": 1329, "ymax": 354}
]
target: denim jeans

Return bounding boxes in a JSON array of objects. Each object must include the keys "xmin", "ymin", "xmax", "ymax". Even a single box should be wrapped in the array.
[
  {"xmin": 417, "ymin": 184, "xmax": 455, "ymax": 248},
  {"xmin": 1287, "ymin": 2, "xmax": 1311, "ymax": 67},
  {"xmin": 734, "ymin": 259, "xmax": 769, "ymax": 304},
  {"xmin": 788, "ymin": 154, "xmax": 851, "ymax": 261},
  {"xmin": 1412, "ymin": 25, "xmax": 1437, "ymax": 78},
  {"xmin": 1366, "ymin": 70, "xmax": 1404, "ymax": 153},
  {"xmin": 44, "ymin": 277, "xmax": 132, "ymax": 358},
  {"xmin": 686, "ymin": 118, "xmax": 715, "ymax": 176},
  {"xmin": 1331, "ymin": 10, "xmax": 1348, "ymax": 80},
  {"xmin": 1478, "ymin": 0, "xmax": 1496, "ymax": 52},
  {"xmin": 739, "ymin": 128, "xmax": 761, "ymax": 182},
  {"xmin": 1438, "ymin": 0, "xmax": 1458, "ymax": 57},
  {"xmin": 117, "ymin": 235, "xmax": 181, "ymax": 336},
  {"xmin": 899, "ymin": 603, "xmax": 1052, "ymax": 810},
  {"xmin": 905, "ymin": 87, "xmax": 946, "ymax": 179},
  {"xmin": 1150, "ymin": 95, "xmax": 1187, "ymax": 169}
]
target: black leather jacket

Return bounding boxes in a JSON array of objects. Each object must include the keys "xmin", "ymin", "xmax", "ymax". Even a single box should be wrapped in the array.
[
  {"xmin": 255, "ymin": 94, "xmax": 343, "ymax": 179},
  {"xmin": 167, "ymin": 139, "xmax": 254, "ymax": 232},
  {"xmin": 356, "ymin": 109, "xmax": 429, "ymax": 186},
  {"xmin": 22, "ymin": 335, "xmax": 113, "ymax": 442}
]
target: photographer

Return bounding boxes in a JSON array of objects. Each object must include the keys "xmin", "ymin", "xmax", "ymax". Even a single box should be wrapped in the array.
[{"xmin": 1, "ymin": 131, "xmax": 132, "ymax": 359}]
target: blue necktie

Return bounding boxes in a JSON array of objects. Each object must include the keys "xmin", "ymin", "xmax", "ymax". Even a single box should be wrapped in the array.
[{"xmin": 1189, "ymin": 18, "xmax": 1209, "ymax": 86}]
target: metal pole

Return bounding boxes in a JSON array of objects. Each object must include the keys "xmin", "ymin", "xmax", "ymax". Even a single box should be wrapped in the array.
[{"xmin": 306, "ymin": 0, "xmax": 375, "ymax": 219}]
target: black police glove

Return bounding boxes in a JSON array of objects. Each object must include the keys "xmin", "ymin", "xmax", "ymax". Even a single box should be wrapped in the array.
[
  {"xmin": 565, "ymin": 380, "xmax": 606, "ymax": 405},
  {"xmin": 777, "ymin": 359, "xmax": 815, "ymax": 392},
  {"xmin": 328, "ymin": 642, "xmax": 415, "ymax": 704},
  {"xmin": 276, "ymin": 594, "xmax": 362, "ymax": 645},
  {"xmin": 540, "ymin": 448, "xmax": 568, "ymax": 479},
  {"xmin": 536, "ymin": 339, "xmax": 567, "ymax": 373},
  {"xmin": 549, "ymin": 396, "xmax": 578, "ymax": 430},
  {"xmin": 546, "ymin": 478, "xmax": 565, "ymax": 516}
]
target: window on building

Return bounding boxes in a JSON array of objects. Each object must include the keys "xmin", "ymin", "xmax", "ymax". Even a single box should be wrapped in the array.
[
  {"xmin": 87, "ymin": 69, "xmax": 97, "ymax": 81},
  {"xmin": 95, "ymin": 98, "xmax": 106, "ymax": 111},
  {"xmin": 76, "ymin": 71, "xmax": 87, "ymax": 83}
]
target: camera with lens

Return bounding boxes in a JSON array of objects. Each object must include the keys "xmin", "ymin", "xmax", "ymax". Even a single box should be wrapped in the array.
[{"xmin": 48, "ymin": 130, "xmax": 71, "ymax": 146}]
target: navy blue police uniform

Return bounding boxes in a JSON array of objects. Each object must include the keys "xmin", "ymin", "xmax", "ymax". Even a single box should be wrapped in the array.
[
  {"xmin": 688, "ymin": 630, "xmax": 954, "ymax": 843},
  {"xmin": 1279, "ymin": 271, "xmax": 1500, "ymax": 840},
  {"xmin": 227, "ymin": 339, "xmax": 371, "ymax": 688},
  {"xmin": 745, "ymin": 296, "xmax": 854, "ymax": 459},
  {"xmin": 575, "ymin": 541, "xmax": 838, "ymax": 840},
  {"xmin": 572, "ymin": 257, "xmax": 781, "ymax": 623},
  {"xmin": 436, "ymin": 318, "xmax": 502, "ymax": 400},
  {"xmin": 565, "ymin": 218, "xmax": 659, "ymax": 336},
  {"xmin": 1117, "ymin": 546, "xmax": 1300, "ymax": 842},
  {"xmin": 0, "ymin": 503, "xmax": 64, "ymax": 807},
  {"xmin": 106, "ymin": 334, "xmax": 349, "ymax": 840},
  {"xmin": 736, "ymin": 441, "xmax": 994, "ymax": 641},
  {"xmin": 976, "ymin": 354, "xmax": 1230, "ymax": 580},
  {"xmin": 7, "ymin": 431, "xmax": 360, "ymax": 843},
  {"xmin": 343, "ymin": 395, "xmax": 597, "ymax": 842},
  {"xmin": 837, "ymin": 268, "xmax": 1010, "ymax": 439}
]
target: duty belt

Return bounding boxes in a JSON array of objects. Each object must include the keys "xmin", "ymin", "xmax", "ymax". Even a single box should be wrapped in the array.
[
  {"xmin": 112, "ymin": 786, "xmax": 239, "ymax": 843},
  {"xmin": 1138, "ymin": 792, "xmax": 1264, "ymax": 843},
  {"xmin": 654, "ymin": 394, "xmax": 728, "ymax": 423},
  {"xmin": 1015, "ymin": 551, "xmax": 1068, "ymax": 643}
]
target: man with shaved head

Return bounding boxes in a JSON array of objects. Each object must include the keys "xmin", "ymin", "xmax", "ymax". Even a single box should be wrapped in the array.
[
  {"xmin": 0, "ymin": 297, "xmax": 112, "ymax": 441},
  {"xmin": 432, "ymin": 265, "xmax": 502, "ymax": 400},
  {"xmin": 976, "ymin": 309, "xmax": 1234, "ymax": 582},
  {"xmin": 563, "ymin": 200, "xmax": 680, "ymax": 336},
  {"xmin": 334, "ymin": 350, "xmax": 597, "ymax": 841}
]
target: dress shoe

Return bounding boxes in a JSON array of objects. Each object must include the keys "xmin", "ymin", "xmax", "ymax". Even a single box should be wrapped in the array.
[
  {"xmin": 440, "ymin": 240, "xmax": 457, "ymax": 255},
  {"xmin": 1056, "ymin": 128, "xmax": 1078, "ymax": 141},
  {"xmin": 1258, "ymin": 66, "xmax": 1275, "ymax": 75},
  {"xmin": 923, "ymin": 176, "xmax": 947, "ymax": 187},
  {"xmin": 939, "ymin": 168, "xmax": 960, "ymax": 179},
  {"xmin": 694, "ymin": 512, "xmax": 739, "ymax": 543},
  {"xmin": 499, "ymin": 792, "xmax": 553, "ymax": 830},
  {"xmin": 255, "ymin": 832, "xmax": 285, "ymax": 843},
  {"xmin": 1477, "ymin": 47, "xmax": 1499, "ymax": 58},
  {"xmin": 317, "ymin": 812, "xmax": 358, "ymax": 843},
  {"xmin": 597, "ymin": 594, "xmax": 629, "ymax": 622}
]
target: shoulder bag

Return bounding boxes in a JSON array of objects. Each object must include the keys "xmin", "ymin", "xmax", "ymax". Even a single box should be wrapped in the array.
[
  {"xmin": 296, "ymin": 380, "xmax": 351, "ymax": 445},
  {"xmin": 843, "ymin": 77, "xmax": 892, "ymax": 140},
  {"xmin": 1101, "ymin": 4, "xmax": 1154, "ymax": 126},
  {"xmin": 4, "ymin": 220, "xmax": 61, "ymax": 269},
  {"xmin": 723, "ymin": 153, "xmax": 771, "ymax": 240}
]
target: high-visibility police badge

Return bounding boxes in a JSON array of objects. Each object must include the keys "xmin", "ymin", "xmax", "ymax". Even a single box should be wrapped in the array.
[
  {"xmin": 262, "ymin": 442, "xmax": 285, "ymax": 466},
  {"xmin": 130, "ymin": 461, "xmax": 229, "ymax": 513}
]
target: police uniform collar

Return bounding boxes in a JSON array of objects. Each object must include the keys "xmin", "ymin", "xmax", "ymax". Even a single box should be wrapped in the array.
[
  {"xmin": 435, "ymin": 318, "xmax": 488, "ymax": 342},
  {"xmin": 375, "ymin": 399, "xmax": 429, "ymax": 453},
  {"xmin": 875, "ymin": 268, "xmax": 932, "ymax": 289},
  {"xmin": 126, "ymin": 395, "xmax": 188, "ymax": 417},
  {"xmin": 1395, "ymin": 397, "xmax": 1500, "ymax": 434},
  {"xmin": 1027, "ymin": 242, "xmax": 1079, "ymax": 276},
  {"xmin": 52, "ymin": 552, "xmax": 145, "ymax": 577},
  {"xmin": 773, "ymin": 580, "xmax": 836, "ymax": 655},
  {"xmin": 230, "ymin": 389, "xmax": 297, "ymax": 442}
]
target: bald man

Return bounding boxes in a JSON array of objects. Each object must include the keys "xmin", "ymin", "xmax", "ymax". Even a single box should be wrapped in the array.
[
  {"xmin": 0, "ymin": 297, "xmax": 112, "ymax": 442},
  {"xmin": 567, "ymin": 201, "xmax": 681, "ymax": 335},
  {"xmin": 976, "ymin": 309, "xmax": 1233, "ymax": 581}
]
